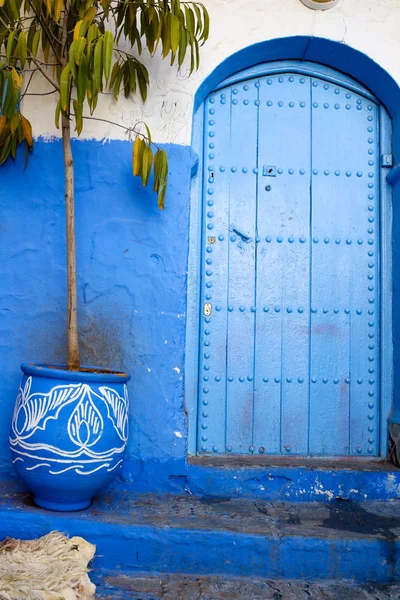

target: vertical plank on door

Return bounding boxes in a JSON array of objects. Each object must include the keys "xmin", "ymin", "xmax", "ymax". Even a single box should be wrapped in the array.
[
  {"xmin": 225, "ymin": 81, "xmax": 259, "ymax": 454},
  {"xmin": 197, "ymin": 89, "xmax": 232, "ymax": 454},
  {"xmin": 309, "ymin": 81, "xmax": 380, "ymax": 456},
  {"xmin": 309, "ymin": 80, "xmax": 352, "ymax": 455},
  {"xmin": 255, "ymin": 74, "xmax": 311, "ymax": 455},
  {"xmin": 348, "ymin": 99, "xmax": 380, "ymax": 456}
]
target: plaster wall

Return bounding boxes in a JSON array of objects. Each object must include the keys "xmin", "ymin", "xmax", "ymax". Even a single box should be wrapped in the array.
[
  {"xmin": 1, "ymin": 0, "xmax": 400, "ymax": 495},
  {"xmin": 20, "ymin": 0, "xmax": 400, "ymax": 144}
]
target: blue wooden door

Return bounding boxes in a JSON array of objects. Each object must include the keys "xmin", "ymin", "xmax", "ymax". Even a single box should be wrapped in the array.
[{"xmin": 198, "ymin": 71, "xmax": 380, "ymax": 457}]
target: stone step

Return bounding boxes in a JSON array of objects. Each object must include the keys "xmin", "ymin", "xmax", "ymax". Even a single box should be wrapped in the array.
[
  {"xmin": 92, "ymin": 572, "xmax": 400, "ymax": 600},
  {"xmin": 0, "ymin": 482, "xmax": 399, "ymax": 582}
]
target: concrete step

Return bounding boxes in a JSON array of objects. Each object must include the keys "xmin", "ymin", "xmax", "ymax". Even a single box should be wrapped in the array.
[
  {"xmin": 92, "ymin": 572, "xmax": 400, "ymax": 600},
  {"xmin": 0, "ymin": 482, "xmax": 399, "ymax": 582}
]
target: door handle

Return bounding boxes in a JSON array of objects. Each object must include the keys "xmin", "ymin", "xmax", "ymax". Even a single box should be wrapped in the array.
[{"xmin": 230, "ymin": 226, "xmax": 252, "ymax": 243}]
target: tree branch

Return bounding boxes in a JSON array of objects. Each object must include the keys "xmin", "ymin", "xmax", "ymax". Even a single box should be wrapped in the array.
[
  {"xmin": 27, "ymin": 50, "xmax": 60, "ymax": 91},
  {"xmin": 78, "ymin": 114, "xmax": 162, "ymax": 150},
  {"xmin": 26, "ymin": 0, "xmax": 62, "ymax": 64},
  {"xmin": 19, "ymin": 68, "xmax": 37, "ymax": 99}
]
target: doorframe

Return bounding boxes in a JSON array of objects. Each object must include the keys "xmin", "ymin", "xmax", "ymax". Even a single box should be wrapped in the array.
[{"xmin": 185, "ymin": 59, "xmax": 393, "ymax": 458}]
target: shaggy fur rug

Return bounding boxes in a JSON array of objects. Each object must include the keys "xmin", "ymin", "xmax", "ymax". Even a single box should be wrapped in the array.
[{"xmin": 0, "ymin": 532, "xmax": 96, "ymax": 600}]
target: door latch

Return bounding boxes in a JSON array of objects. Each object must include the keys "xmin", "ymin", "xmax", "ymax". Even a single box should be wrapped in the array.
[{"xmin": 203, "ymin": 302, "xmax": 212, "ymax": 316}]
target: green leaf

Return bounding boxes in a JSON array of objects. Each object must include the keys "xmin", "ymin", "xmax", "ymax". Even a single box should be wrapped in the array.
[
  {"xmin": 17, "ymin": 30, "xmax": 26, "ymax": 68},
  {"xmin": 170, "ymin": 13, "xmax": 180, "ymax": 54},
  {"xmin": 83, "ymin": 5, "xmax": 96, "ymax": 22},
  {"xmin": 0, "ymin": 115, "xmax": 6, "ymax": 137},
  {"xmin": 73, "ymin": 99, "xmax": 83, "ymax": 135},
  {"xmin": 194, "ymin": 37, "xmax": 199, "ymax": 70},
  {"xmin": 2, "ymin": 73, "xmax": 17, "ymax": 117},
  {"xmin": 161, "ymin": 12, "xmax": 171, "ymax": 59},
  {"xmin": 109, "ymin": 61, "xmax": 119, "ymax": 89},
  {"xmin": 184, "ymin": 5, "xmax": 195, "ymax": 36},
  {"xmin": 75, "ymin": 36, "xmax": 86, "ymax": 64},
  {"xmin": 21, "ymin": 114, "xmax": 33, "ymax": 146},
  {"xmin": 178, "ymin": 27, "xmax": 187, "ymax": 67},
  {"xmin": 113, "ymin": 66, "xmax": 124, "ymax": 99},
  {"xmin": 123, "ymin": 62, "xmax": 131, "ymax": 98},
  {"xmin": 77, "ymin": 53, "xmax": 87, "ymax": 103},
  {"xmin": 0, "ymin": 134, "xmax": 11, "ymax": 164},
  {"xmin": 60, "ymin": 63, "xmax": 71, "ymax": 113},
  {"xmin": 8, "ymin": 0, "xmax": 20, "ymax": 21},
  {"xmin": 6, "ymin": 30, "xmax": 17, "ymax": 63},
  {"xmin": 10, "ymin": 112, "xmax": 19, "ymax": 134},
  {"xmin": 193, "ymin": 3, "xmax": 202, "ymax": 35},
  {"xmin": 132, "ymin": 135, "xmax": 143, "ymax": 176},
  {"xmin": 202, "ymin": 5, "xmax": 210, "ymax": 42},
  {"xmin": 31, "ymin": 29, "xmax": 40, "ymax": 58},
  {"xmin": 11, "ymin": 66, "xmax": 22, "ymax": 89},
  {"xmin": 55, "ymin": 98, "xmax": 61, "ymax": 128},
  {"xmin": 135, "ymin": 60, "xmax": 149, "ymax": 102},
  {"xmin": 103, "ymin": 30, "xmax": 113, "ymax": 83},
  {"xmin": 74, "ymin": 20, "xmax": 89, "ymax": 41},
  {"xmin": 151, "ymin": 146, "xmax": 169, "ymax": 210},
  {"xmin": 127, "ymin": 59, "xmax": 136, "ymax": 94},
  {"xmin": 143, "ymin": 121, "xmax": 151, "ymax": 145},
  {"xmin": 141, "ymin": 144, "xmax": 153, "ymax": 186},
  {"xmin": 93, "ymin": 36, "xmax": 103, "ymax": 91},
  {"xmin": 54, "ymin": 0, "xmax": 62, "ymax": 21},
  {"xmin": 86, "ymin": 23, "xmax": 98, "ymax": 46},
  {"xmin": 69, "ymin": 40, "xmax": 77, "ymax": 79},
  {"xmin": 158, "ymin": 181, "xmax": 166, "ymax": 210},
  {"xmin": 153, "ymin": 147, "xmax": 162, "ymax": 191}
]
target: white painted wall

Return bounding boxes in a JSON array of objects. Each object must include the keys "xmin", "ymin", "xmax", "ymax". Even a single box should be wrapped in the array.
[{"xmin": 22, "ymin": 0, "xmax": 400, "ymax": 145}]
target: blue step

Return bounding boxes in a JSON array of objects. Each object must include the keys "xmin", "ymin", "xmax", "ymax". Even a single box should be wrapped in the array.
[
  {"xmin": 0, "ymin": 481, "xmax": 399, "ymax": 583},
  {"xmin": 92, "ymin": 571, "xmax": 400, "ymax": 599}
]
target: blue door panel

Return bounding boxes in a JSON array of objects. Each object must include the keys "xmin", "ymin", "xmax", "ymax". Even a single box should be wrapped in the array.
[
  {"xmin": 309, "ymin": 81, "xmax": 380, "ymax": 456},
  {"xmin": 256, "ymin": 75, "xmax": 312, "ymax": 455},
  {"xmin": 197, "ymin": 70, "xmax": 381, "ymax": 457},
  {"xmin": 197, "ymin": 89, "xmax": 232, "ymax": 453},
  {"xmin": 225, "ymin": 82, "xmax": 259, "ymax": 453}
]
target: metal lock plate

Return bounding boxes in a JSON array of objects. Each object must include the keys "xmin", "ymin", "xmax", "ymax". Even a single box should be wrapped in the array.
[
  {"xmin": 263, "ymin": 165, "xmax": 276, "ymax": 177},
  {"xmin": 204, "ymin": 303, "xmax": 212, "ymax": 316}
]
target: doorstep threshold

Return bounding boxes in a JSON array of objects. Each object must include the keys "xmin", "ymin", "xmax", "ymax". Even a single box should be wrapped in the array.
[{"xmin": 188, "ymin": 454, "xmax": 397, "ymax": 471}]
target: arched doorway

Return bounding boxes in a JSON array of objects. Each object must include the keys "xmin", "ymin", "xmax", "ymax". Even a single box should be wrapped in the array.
[{"xmin": 186, "ymin": 55, "xmax": 394, "ymax": 459}]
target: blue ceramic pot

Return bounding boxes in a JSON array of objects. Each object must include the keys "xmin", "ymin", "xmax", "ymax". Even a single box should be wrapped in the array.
[{"xmin": 10, "ymin": 363, "xmax": 130, "ymax": 511}]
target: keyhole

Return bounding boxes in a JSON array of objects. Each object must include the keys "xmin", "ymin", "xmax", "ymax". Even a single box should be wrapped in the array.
[{"xmin": 210, "ymin": 172, "xmax": 214, "ymax": 181}]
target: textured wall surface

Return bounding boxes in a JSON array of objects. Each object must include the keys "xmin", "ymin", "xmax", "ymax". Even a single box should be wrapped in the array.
[
  {"xmin": 1, "ymin": 0, "xmax": 400, "ymax": 491},
  {"xmin": 19, "ymin": 0, "xmax": 400, "ymax": 145},
  {"xmin": 0, "ymin": 140, "xmax": 194, "ymax": 469}
]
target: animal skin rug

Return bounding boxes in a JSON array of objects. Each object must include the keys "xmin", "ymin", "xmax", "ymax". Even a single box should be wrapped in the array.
[{"xmin": 0, "ymin": 531, "xmax": 96, "ymax": 600}]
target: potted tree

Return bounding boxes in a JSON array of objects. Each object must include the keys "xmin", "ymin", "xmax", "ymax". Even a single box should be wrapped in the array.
[{"xmin": 0, "ymin": 0, "xmax": 208, "ymax": 510}]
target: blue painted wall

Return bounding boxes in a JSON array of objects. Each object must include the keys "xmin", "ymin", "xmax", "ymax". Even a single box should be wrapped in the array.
[{"xmin": 0, "ymin": 138, "xmax": 194, "ymax": 476}]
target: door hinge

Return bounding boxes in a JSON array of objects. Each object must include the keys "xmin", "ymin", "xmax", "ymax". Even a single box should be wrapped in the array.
[{"xmin": 382, "ymin": 154, "xmax": 393, "ymax": 168}]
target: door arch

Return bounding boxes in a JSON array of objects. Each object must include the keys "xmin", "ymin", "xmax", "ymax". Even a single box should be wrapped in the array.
[{"xmin": 186, "ymin": 58, "xmax": 393, "ymax": 458}]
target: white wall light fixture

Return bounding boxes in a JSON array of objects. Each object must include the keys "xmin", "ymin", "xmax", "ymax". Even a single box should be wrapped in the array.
[{"xmin": 300, "ymin": 0, "xmax": 340, "ymax": 10}]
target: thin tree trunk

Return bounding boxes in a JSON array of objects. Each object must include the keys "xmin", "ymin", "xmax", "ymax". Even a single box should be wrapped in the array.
[
  {"xmin": 62, "ymin": 114, "xmax": 80, "ymax": 370},
  {"xmin": 61, "ymin": 0, "xmax": 79, "ymax": 370}
]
